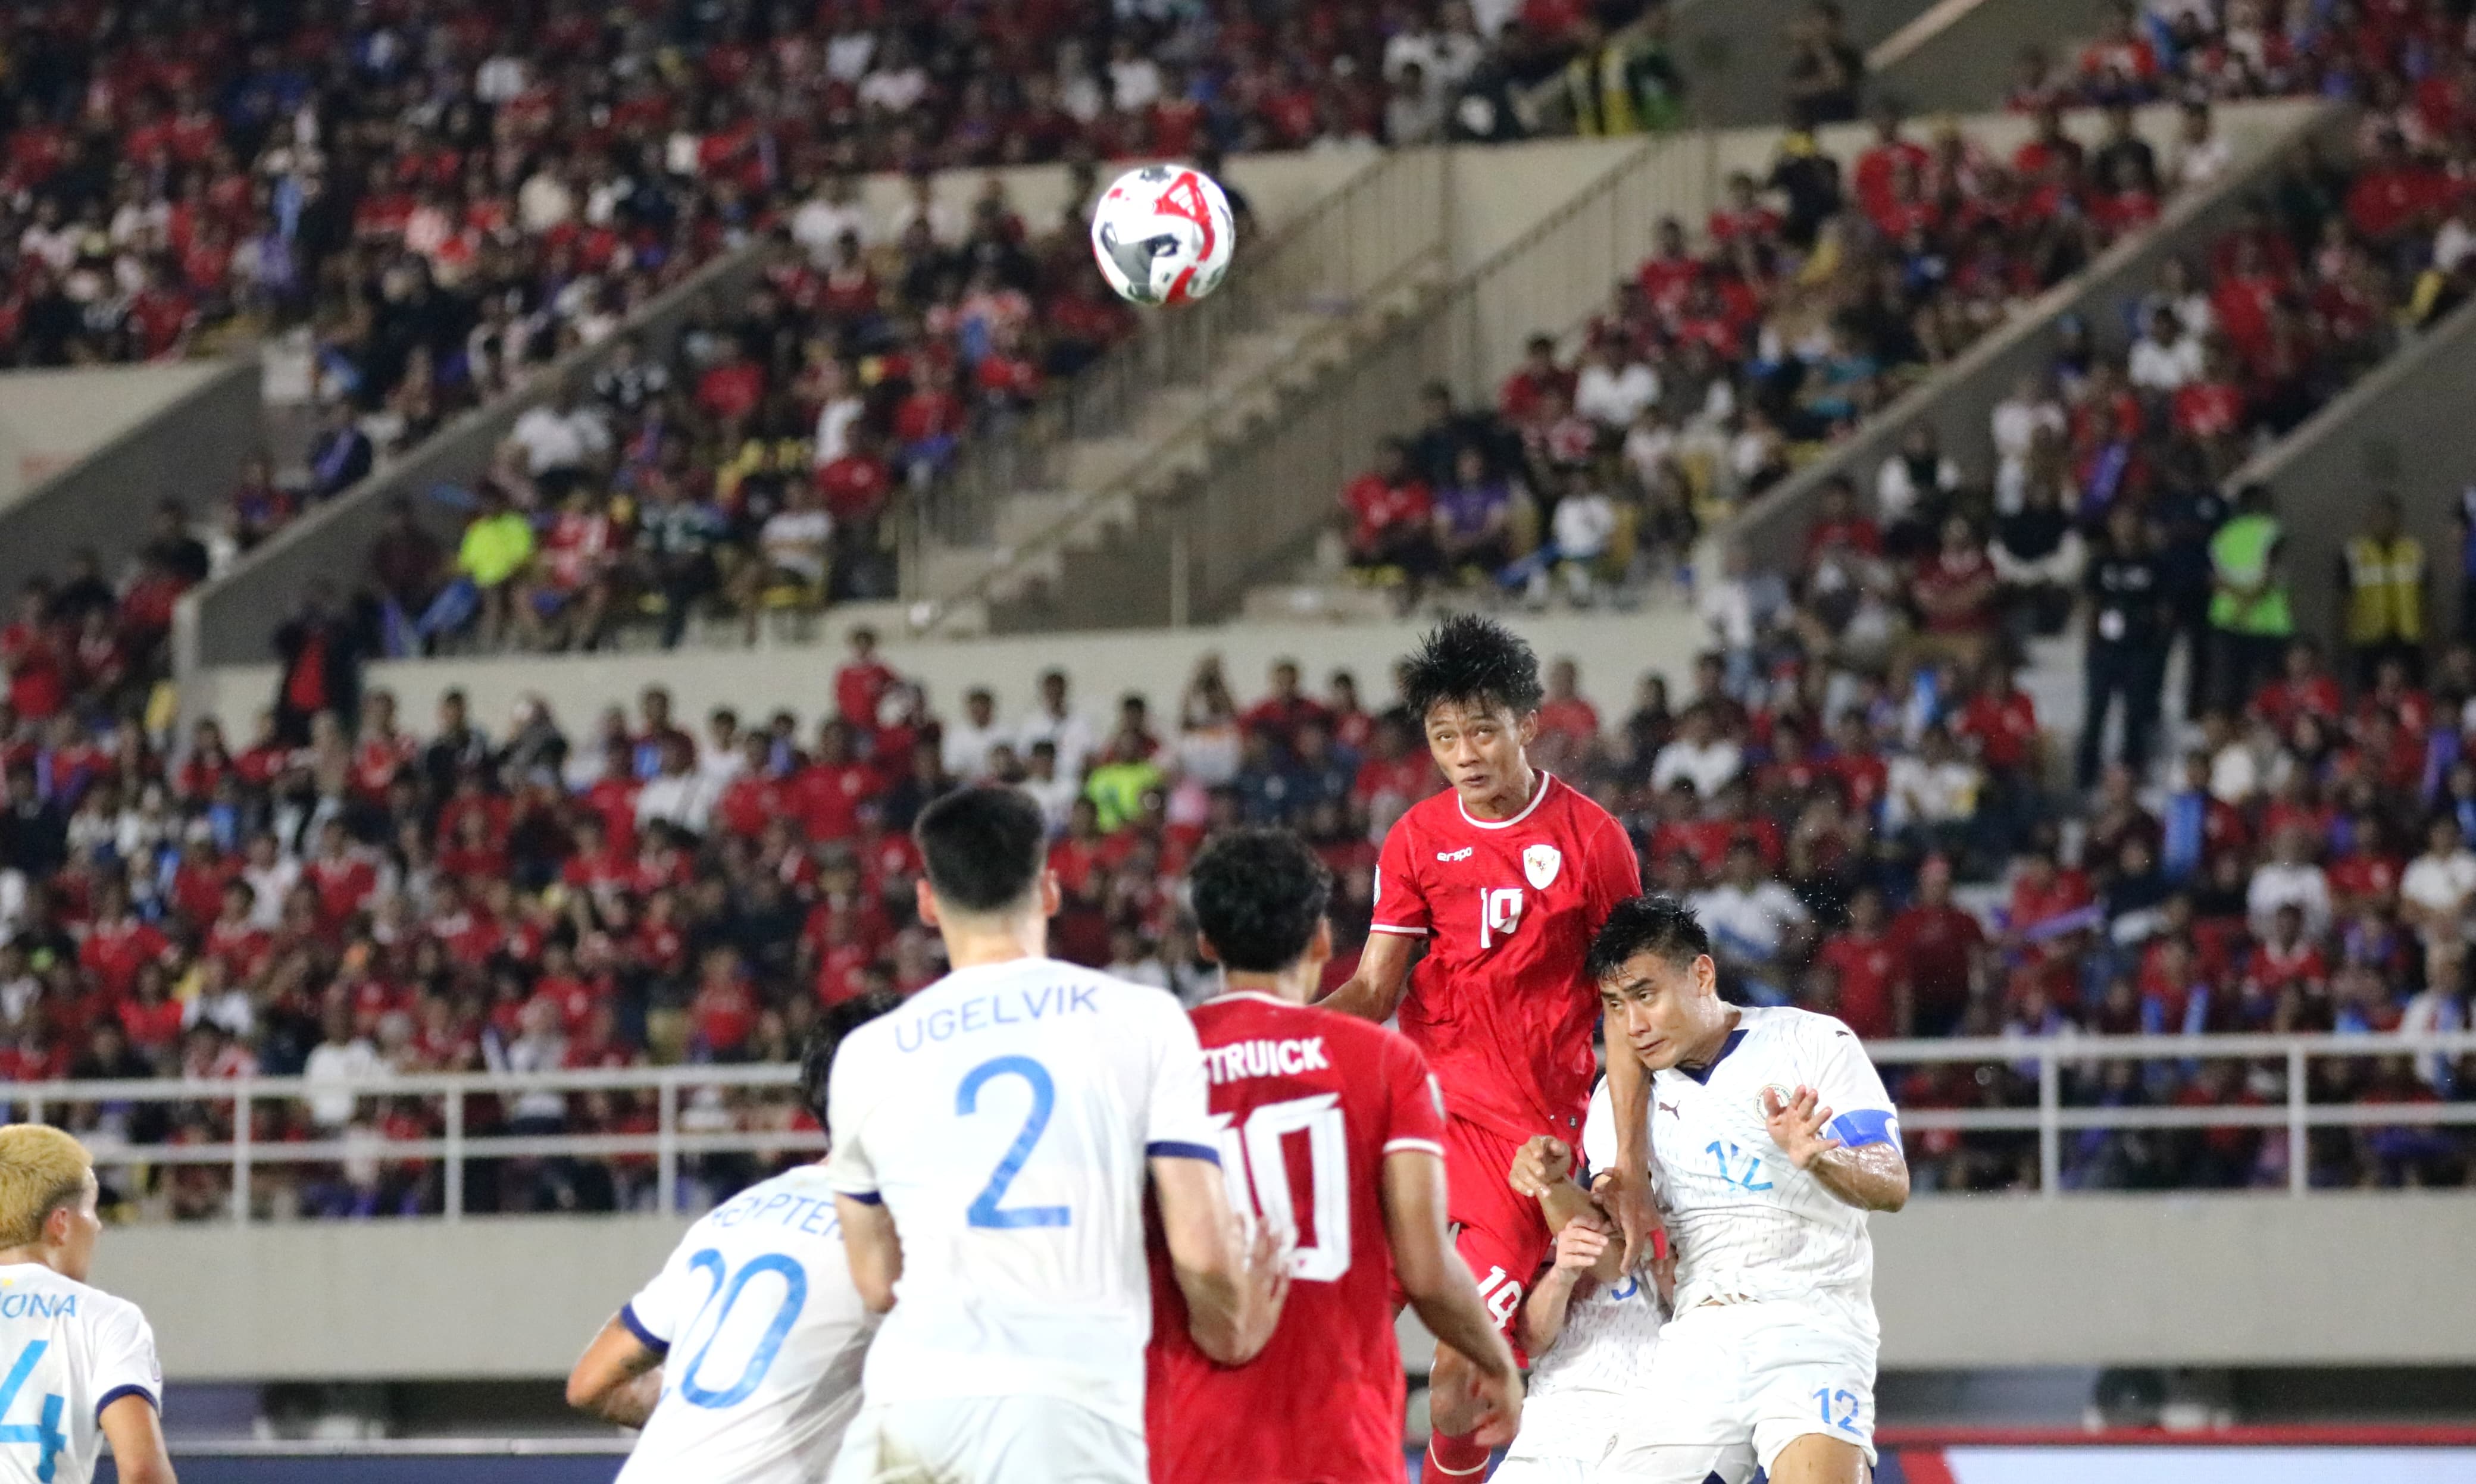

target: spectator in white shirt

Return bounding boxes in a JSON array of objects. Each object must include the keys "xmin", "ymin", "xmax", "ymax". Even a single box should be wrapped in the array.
[
  {"xmin": 1650, "ymin": 707, "xmax": 1743, "ymax": 797},
  {"xmin": 858, "ymin": 35, "xmax": 929, "ymax": 114},
  {"xmin": 1014, "ymin": 668, "xmax": 1097, "ymax": 780},
  {"xmin": 2399, "ymin": 941, "xmax": 2469, "ymax": 1091},
  {"xmin": 509, "ymin": 383, "xmax": 611, "ymax": 495},
  {"xmin": 791, "ymin": 174, "xmax": 872, "ymax": 266},
  {"xmin": 1573, "ymin": 340, "xmax": 1661, "ymax": 428},
  {"xmin": 1689, "ymin": 838, "xmax": 1812, "ymax": 1005},
  {"xmin": 636, "ymin": 737, "xmax": 721, "ymax": 837},
  {"xmin": 941, "ymin": 688, "xmax": 1006, "ymax": 780},
  {"xmin": 1876, "ymin": 421, "xmax": 1961, "ymax": 527},
  {"xmin": 2127, "ymin": 305, "xmax": 2204, "ymax": 392},
  {"xmin": 2168, "ymin": 100, "xmax": 2231, "ymax": 190},
  {"xmin": 2402, "ymin": 815, "xmax": 2476, "ymax": 945},
  {"xmin": 1019, "ymin": 740, "xmax": 1080, "ymax": 834},
  {"xmin": 1883, "ymin": 724, "xmax": 1983, "ymax": 849},
  {"xmin": 2437, "ymin": 195, "xmax": 2476, "ymax": 275},
  {"xmin": 303, "ymin": 1003, "xmax": 383, "ymax": 1130},
  {"xmin": 1107, "ymin": 36, "xmax": 1164, "ymax": 111},
  {"xmin": 2246, "ymin": 824, "xmax": 2332, "ymax": 940}
]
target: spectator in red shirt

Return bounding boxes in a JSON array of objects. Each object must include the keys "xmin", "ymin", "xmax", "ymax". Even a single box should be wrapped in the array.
[
  {"xmin": 833, "ymin": 627, "xmax": 901, "ymax": 729},
  {"xmin": 1496, "ymin": 334, "xmax": 1573, "ymax": 424},
  {"xmin": 1816, "ymin": 885, "xmax": 1899, "ymax": 1038},
  {"xmin": 1887, "ymin": 854, "xmax": 1986, "ymax": 1037},
  {"xmin": 1340, "ymin": 438, "xmax": 1439, "ymax": 587},
  {"xmin": 1912, "ymin": 515, "xmax": 2002, "ymax": 664}
]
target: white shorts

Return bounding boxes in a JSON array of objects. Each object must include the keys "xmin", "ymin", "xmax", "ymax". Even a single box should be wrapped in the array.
[
  {"xmin": 1601, "ymin": 1298, "xmax": 1877, "ymax": 1478},
  {"xmin": 827, "ymin": 1395, "xmax": 1144, "ymax": 1484},
  {"xmin": 1495, "ymin": 1388, "xmax": 1622, "ymax": 1483}
]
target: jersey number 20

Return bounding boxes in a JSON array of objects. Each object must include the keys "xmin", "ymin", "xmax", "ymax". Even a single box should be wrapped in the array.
[{"xmin": 1211, "ymin": 1094, "xmax": 1351, "ymax": 1281}]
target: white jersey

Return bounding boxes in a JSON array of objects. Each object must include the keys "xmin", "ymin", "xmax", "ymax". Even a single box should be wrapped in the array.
[
  {"xmin": 825, "ymin": 957, "xmax": 1218, "ymax": 1434},
  {"xmin": 1647, "ymin": 1005, "xmax": 1897, "ymax": 1324},
  {"xmin": 617, "ymin": 1165, "xmax": 874, "ymax": 1484},
  {"xmin": 1503, "ymin": 1079, "xmax": 1667, "ymax": 1464},
  {"xmin": 0, "ymin": 1264, "xmax": 161, "ymax": 1484}
]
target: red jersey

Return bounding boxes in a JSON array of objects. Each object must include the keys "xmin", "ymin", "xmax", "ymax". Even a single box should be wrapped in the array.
[
  {"xmin": 1367, "ymin": 774, "xmax": 1641, "ymax": 1139},
  {"xmin": 1145, "ymin": 993, "xmax": 1446, "ymax": 1484}
]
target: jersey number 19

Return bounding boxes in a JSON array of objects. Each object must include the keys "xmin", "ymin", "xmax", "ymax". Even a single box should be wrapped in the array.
[{"xmin": 1209, "ymin": 1094, "xmax": 1350, "ymax": 1282}]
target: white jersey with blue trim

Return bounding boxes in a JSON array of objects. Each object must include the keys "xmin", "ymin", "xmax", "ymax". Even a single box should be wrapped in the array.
[
  {"xmin": 824, "ymin": 957, "xmax": 1219, "ymax": 1434},
  {"xmin": 1647, "ymin": 1005, "xmax": 1897, "ymax": 1320},
  {"xmin": 1503, "ymin": 1079, "xmax": 1667, "ymax": 1463},
  {"xmin": 616, "ymin": 1165, "xmax": 874, "ymax": 1484},
  {"xmin": 0, "ymin": 1263, "xmax": 160, "ymax": 1484}
]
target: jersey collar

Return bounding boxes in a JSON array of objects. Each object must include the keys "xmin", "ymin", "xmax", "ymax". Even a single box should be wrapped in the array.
[
  {"xmin": 1456, "ymin": 770, "xmax": 1555, "ymax": 830},
  {"xmin": 1677, "ymin": 1026, "xmax": 1747, "ymax": 1085},
  {"xmin": 1199, "ymin": 990, "xmax": 1297, "ymax": 1008}
]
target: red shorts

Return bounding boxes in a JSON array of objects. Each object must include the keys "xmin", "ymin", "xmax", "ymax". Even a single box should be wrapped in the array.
[{"xmin": 1440, "ymin": 1115, "xmax": 1554, "ymax": 1343}]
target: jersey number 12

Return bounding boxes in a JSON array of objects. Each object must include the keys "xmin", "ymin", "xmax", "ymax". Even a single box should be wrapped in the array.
[{"xmin": 1211, "ymin": 1093, "xmax": 1351, "ymax": 1281}]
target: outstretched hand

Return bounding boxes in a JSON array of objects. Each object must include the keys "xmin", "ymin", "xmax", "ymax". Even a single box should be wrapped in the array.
[
  {"xmin": 1506, "ymin": 1135, "xmax": 1573, "ymax": 1198},
  {"xmin": 1761, "ymin": 1085, "xmax": 1843, "ymax": 1170}
]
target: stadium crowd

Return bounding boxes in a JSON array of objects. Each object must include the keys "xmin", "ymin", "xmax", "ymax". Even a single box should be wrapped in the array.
[{"xmin": 1342, "ymin": 97, "xmax": 2249, "ymax": 605}]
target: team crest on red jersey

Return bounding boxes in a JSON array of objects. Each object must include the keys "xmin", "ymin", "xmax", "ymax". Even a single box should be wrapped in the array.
[{"xmin": 1523, "ymin": 843, "xmax": 1562, "ymax": 889}]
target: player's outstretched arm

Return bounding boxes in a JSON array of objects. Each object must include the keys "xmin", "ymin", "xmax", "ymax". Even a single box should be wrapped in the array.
[
  {"xmin": 99, "ymin": 1391, "xmax": 177, "ymax": 1484},
  {"xmin": 1382, "ymin": 1148, "xmax": 1524, "ymax": 1447},
  {"xmin": 1153, "ymin": 1152, "xmax": 1290, "ymax": 1365},
  {"xmin": 1764, "ymin": 1086, "xmax": 1910, "ymax": 1212},
  {"xmin": 1599, "ymin": 1037, "xmax": 1670, "ymax": 1278},
  {"xmin": 566, "ymin": 1315, "xmax": 666, "ymax": 1428},
  {"xmin": 1317, "ymin": 929, "xmax": 1415, "ymax": 1022},
  {"xmin": 835, "ymin": 1194, "xmax": 906, "ymax": 1311}
]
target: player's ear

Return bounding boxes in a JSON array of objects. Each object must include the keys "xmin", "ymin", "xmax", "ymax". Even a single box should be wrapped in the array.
[
  {"xmin": 1693, "ymin": 953, "xmax": 1718, "ymax": 998},
  {"xmin": 1517, "ymin": 709, "xmax": 1539, "ymax": 747},
  {"xmin": 1037, "ymin": 868, "xmax": 1062, "ymax": 919},
  {"xmin": 1194, "ymin": 930, "xmax": 1224, "ymax": 966},
  {"xmin": 913, "ymin": 877, "xmax": 941, "ymax": 929},
  {"xmin": 1303, "ymin": 916, "xmax": 1334, "ymax": 973}
]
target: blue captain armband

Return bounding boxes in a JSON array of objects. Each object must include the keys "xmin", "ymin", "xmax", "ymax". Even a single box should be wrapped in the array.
[{"xmin": 1826, "ymin": 1109, "xmax": 1898, "ymax": 1149}]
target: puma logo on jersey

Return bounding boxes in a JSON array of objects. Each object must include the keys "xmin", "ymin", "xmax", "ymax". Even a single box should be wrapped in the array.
[
  {"xmin": 1658, "ymin": 1101, "xmax": 1680, "ymax": 1117},
  {"xmin": 1435, "ymin": 846, "xmax": 1474, "ymax": 862},
  {"xmin": 1203, "ymin": 1037, "xmax": 1330, "ymax": 1084}
]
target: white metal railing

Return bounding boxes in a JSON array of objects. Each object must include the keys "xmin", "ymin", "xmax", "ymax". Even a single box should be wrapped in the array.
[{"xmin": 7, "ymin": 1032, "xmax": 2475, "ymax": 1222}]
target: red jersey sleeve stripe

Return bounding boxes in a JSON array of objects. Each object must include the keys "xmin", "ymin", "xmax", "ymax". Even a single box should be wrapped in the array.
[
  {"xmin": 1382, "ymin": 1137, "xmax": 1446, "ymax": 1156},
  {"xmin": 1368, "ymin": 922, "xmax": 1429, "ymax": 936}
]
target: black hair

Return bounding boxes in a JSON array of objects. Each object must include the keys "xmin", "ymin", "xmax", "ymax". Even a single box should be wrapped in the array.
[
  {"xmin": 1399, "ymin": 614, "xmax": 1544, "ymax": 725},
  {"xmin": 799, "ymin": 989, "xmax": 902, "ymax": 1135},
  {"xmin": 1585, "ymin": 894, "xmax": 1711, "ymax": 982},
  {"xmin": 914, "ymin": 784, "xmax": 1047, "ymax": 913},
  {"xmin": 1187, "ymin": 828, "xmax": 1332, "ymax": 973}
]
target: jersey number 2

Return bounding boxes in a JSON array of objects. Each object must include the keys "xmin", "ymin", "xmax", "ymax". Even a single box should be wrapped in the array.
[
  {"xmin": 1211, "ymin": 1093, "xmax": 1351, "ymax": 1281},
  {"xmin": 0, "ymin": 1341, "xmax": 65, "ymax": 1480},
  {"xmin": 959, "ymin": 1055, "xmax": 1071, "ymax": 1229}
]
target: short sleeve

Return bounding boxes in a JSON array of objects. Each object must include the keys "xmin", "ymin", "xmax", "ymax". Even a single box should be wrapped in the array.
[
  {"xmin": 823, "ymin": 1033, "xmax": 880, "ymax": 1201},
  {"xmin": 1143, "ymin": 999, "xmax": 1221, "ymax": 1163},
  {"xmin": 1585, "ymin": 813, "xmax": 1644, "ymax": 916},
  {"xmin": 1378, "ymin": 1032, "xmax": 1448, "ymax": 1159},
  {"xmin": 90, "ymin": 1302, "xmax": 162, "ymax": 1421},
  {"xmin": 619, "ymin": 1235, "xmax": 717, "ymax": 1357},
  {"xmin": 1370, "ymin": 815, "xmax": 1430, "ymax": 937},
  {"xmin": 1806, "ymin": 1017, "xmax": 1899, "ymax": 1150},
  {"xmin": 1578, "ymin": 1077, "xmax": 1616, "ymax": 1176}
]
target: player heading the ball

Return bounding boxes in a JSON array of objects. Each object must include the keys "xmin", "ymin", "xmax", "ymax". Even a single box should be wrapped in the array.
[
  {"xmin": 826, "ymin": 784, "xmax": 1286, "ymax": 1484},
  {"xmin": 1320, "ymin": 614, "xmax": 1652, "ymax": 1481},
  {"xmin": 1146, "ymin": 827, "xmax": 1520, "ymax": 1484},
  {"xmin": 1589, "ymin": 896, "xmax": 1908, "ymax": 1484},
  {"xmin": 566, "ymin": 992, "xmax": 896, "ymax": 1483},
  {"xmin": 0, "ymin": 1125, "xmax": 176, "ymax": 1484}
]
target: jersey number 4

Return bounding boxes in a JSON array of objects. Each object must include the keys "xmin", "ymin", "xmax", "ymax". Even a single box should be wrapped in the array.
[
  {"xmin": 1210, "ymin": 1094, "xmax": 1351, "ymax": 1281},
  {"xmin": 0, "ymin": 1341, "xmax": 66, "ymax": 1480}
]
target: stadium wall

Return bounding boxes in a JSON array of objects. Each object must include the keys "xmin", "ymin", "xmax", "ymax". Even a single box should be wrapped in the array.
[
  {"xmin": 95, "ymin": 1194, "xmax": 2476, "ymax": 1381},
  {"xmin": 0, "ymin": 359, "xmax": 260, "ymax": 598},
  {"xmin": 187, "ymin": 606, "xmax": 1705, "ymax": 743}
]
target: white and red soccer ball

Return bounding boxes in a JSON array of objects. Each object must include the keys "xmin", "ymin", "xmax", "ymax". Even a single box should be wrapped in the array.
[{"xmin": 1089, "ymin": 164, "xmax": 1236, "ymax": 307}]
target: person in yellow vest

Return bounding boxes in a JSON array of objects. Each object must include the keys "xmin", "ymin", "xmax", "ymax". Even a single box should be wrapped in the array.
[
  {"xmin": 2208, "ymin": 482, "xmax": 2293, "ymax": 715},
  {"xmin": 2339, "ymin": 491, "xmax": 2426, "ymax": 688}
]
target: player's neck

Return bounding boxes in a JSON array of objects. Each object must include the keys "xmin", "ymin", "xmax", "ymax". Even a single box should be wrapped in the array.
[
  {"xmin": 1459, "ymin": 761, "xmax": 1541, "ymax": 822},
  {"xmin": 0, "ymin": 1244, "xmax": 62, "ymax": 1277},
  {"xmin": 1677, "ymin": 1007, "xmax": 1744, "ymax": 1072},
  {"xmin": 936, "ymin": 912, "xmax": 1049, "ymax": 971},
  {"xmin": 1212, "ymin": 968, "xmax": 1316, "ymax": 1006}
]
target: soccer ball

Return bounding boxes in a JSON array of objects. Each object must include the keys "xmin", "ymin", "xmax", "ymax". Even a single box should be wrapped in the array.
[{"xmin": 1089, "ymin": 164, "xmax": 1236, "ymax": 308}]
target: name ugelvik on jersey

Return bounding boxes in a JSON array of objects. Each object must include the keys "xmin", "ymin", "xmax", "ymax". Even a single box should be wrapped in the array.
[{"xmin": 890, "ymin": 981, "xmax": 1100, "ymax": 1051}]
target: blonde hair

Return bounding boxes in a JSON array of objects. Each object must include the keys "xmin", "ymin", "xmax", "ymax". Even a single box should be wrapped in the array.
[{"xmin": 0, "ymin": 1126, "xmax": 91, "ymax": 1248}]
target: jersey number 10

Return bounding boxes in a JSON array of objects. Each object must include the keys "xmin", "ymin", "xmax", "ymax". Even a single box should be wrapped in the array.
[{"xmin": 1209, "ymin": 1094, "xmax": 1352, "ymax": 1281}]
